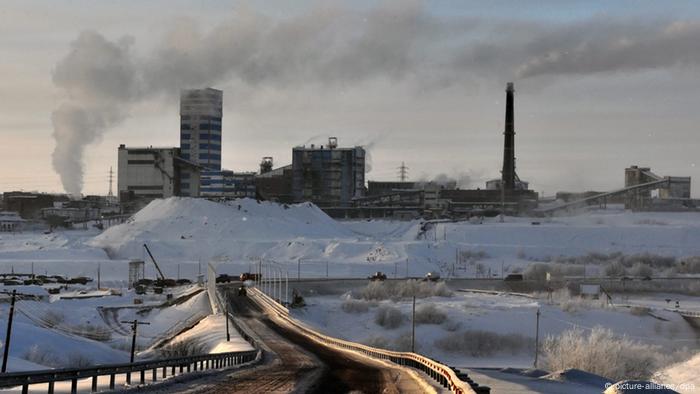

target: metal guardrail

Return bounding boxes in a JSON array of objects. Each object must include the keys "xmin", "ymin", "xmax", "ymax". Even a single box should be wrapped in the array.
[
  {"xmin": 248, "ymin": 287, "xmax": 488, "ymax": 394},
  {"xmin": 0, "ymin": 350, "xmax": 259, "ymax": 394},
  {"xmin": 0, "ymin": 283, "xmax": 263, "ymax": 394}
]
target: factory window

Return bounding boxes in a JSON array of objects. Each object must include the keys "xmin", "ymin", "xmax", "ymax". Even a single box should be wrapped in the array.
[
  {"xmin": 127, "ymin": 185, "xmax": 164, "ymax": 191},
  {"xmin": 181, "ymin": 183, "xmax": 190, "ymax": 189},
  {"xmin": 127, "ymin": 160, "xmax": 155, "ymax": 165},
  {"xmin": 199, "ymin": 153, "xmax": 221, "ymax": 160},
  {"xmin": 199, "ymin": 123, "xmax": 210, "ymax": 130},
  {"xmin": 181, "ymin": 115, "xmax": 191, "ymax": 120},
  {"xmin": 210, "ymin": 123, "xmax": 221, "ymax": 131},
  {"xmin": 181, "ymin": 124, "xmax": 191, "ymax": 130},
  {"xmin": 180, "ymin": 153, "xmax": 190, "ymax": 160},
  {"xmin": 209, "ymin": 133, "xmax": 221, "ymax": 142},
  {"xmin": 199, "ymin": 132, "xmax": 210, "ymax": 140},
  {"xmin": 181, "ymin": 143, "xmax": 190, "ymax": 149},
  {"xmin": 181, "ymin": 133, "xmax": 191, "ymax": 140}
]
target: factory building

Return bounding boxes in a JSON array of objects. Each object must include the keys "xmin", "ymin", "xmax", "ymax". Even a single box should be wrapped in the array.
[
  {"xmin": 291, "ymin": 138, "xmax": 366, "ymax": 207},
  {"xmin": 0, "ymin": 211, "xmax": 25, "ymax": 232},
  {"xmin": 256, "ymin": 163, "xmax": 294, "ymax": 203},
  {"xmin": 179, "ymin": 88, "xmax": 223, "ymax": 197},
  {"xmin": 624, "ymin": 166, "xmax": 693, "ymax": 210},
  {"xmin": 200, "ymin": 170, "xmax": 256, "ymax": 199},
  {"xmin": 1, "ymin": 192, "xmax": 69, "ymax": 219},
  {"xmin": 117, "ymin": 145, "xmax": 180, "ymax": 202}
]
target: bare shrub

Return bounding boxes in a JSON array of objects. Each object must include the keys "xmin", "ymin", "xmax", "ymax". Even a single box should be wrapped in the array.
[
  {"xmin": 604, "ymin": 261, "xmax": 627, "ymax": 277},
  {"xmin": 358, "ymin": 280, "xmax": 452, "ymax": 301},
  {"xmin": 44, "ymin": 310, "xmax": 66, "ymax": 328},
  {"xmin": 677, "ymin": 256, "xmax": 700, "ymax": 274},
  {"xmin": 630, "ymin": 263, "xmax": 653, "ymax": 278},
  {"xmin": 363, "ymin": 333, "xmax": 416, "ymax": 352},
  {"xmin": 341, "ymin": 299, "xmax": 371, "ymax": 314},
  {"xmin": 24, "ymin": 345, "xmax": 61, "ymax": 367},
  {"xmin": 158, "ymin": 338, "xmax": 208, "ymax": 358},
  {"xmin": 360, "ymin": 282, "xmax": 390, "ymax": 301},
  {"xmin": 66, "ymin": 352, "xmax": 94, "ymax": 368},
  {"xmin": 414, "ymin": 303, "xmax": 447, "ymax": 325},
  {"xmin": 542, "ymin": 327, "xmax": 661, "ymax": 381},
  {"xmin": 434, "ymin": 330, "xmax": 531, "ymax": 357},
  {"xmin": 74, "ymin": 323, "xmax": 112, "ymax": 341},
  {"xmin": 374, "ymin": 305, "xmax": 404, "ymax": 329}
]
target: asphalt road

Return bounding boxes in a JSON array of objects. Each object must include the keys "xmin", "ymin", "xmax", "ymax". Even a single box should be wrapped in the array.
[{"xmin": 179, "ymin": 290, "xmax": 430, "ymax": 393}]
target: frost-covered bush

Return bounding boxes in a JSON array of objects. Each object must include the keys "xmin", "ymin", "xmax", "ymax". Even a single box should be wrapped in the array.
[
  {"xmin": 360, "ymin": 281, "xmax": 390, "ymax": 301},
  {"xmin": 414, "ymin": 303, "xmax": 447, "ymax": 325},
  {"xmin": 158, "ymin": 338, "xmax": 208, "ymax": 358},
  {"xmin": 542, "ymin": 327, "xmax": 661, "ymax": 381},
  {"xmin": 363, "ymin": 333, "xmax": 416, "ymax": 352},
  {"xmin": 341, "ymin": 298, "xmax": 371, "ymax": 314},
  {"xmin": 630, "ymin": 263, "xmax": 653, "ymax": 278},
  {"xmin": 604, "ymin": 261, "xmax": 627, "ymax": 277},
  {"xmin": 374, "ymin": 305, "xmax": 404, "ymax": 329},
  {"xmin": 434, "ymin": 330, "xmax": 531, "ymax": 357},
  {"xmin": 358, "ymin": 280, "xmax": 452, "ymax": 301},
  {"xmin": 24, "ymin": 345, "xmax": 61, "ymax": 367},
  {"xmin": 23, "ymin": 346, "xmax": 94, "ymax": 368},
  {"xmin": 66, "ymin": 352, "xmax": 94, "ymax": 368}
]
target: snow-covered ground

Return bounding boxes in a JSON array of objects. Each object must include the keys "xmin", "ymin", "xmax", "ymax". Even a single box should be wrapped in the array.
[
  {"xmin": 291, "ymin": 288, "xmax": 699, "ymax": 369},
  {"xmin": 0, "ymin": 197, "xmax": 698, "ymax": 382}
]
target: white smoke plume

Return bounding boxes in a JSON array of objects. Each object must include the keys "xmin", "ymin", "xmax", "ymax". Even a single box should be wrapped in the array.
[{"xmin": 50, "ymin": 2, "xmax": 700, "ymax": 194}]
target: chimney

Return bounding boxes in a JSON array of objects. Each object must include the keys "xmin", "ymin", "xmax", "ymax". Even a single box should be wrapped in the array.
[{"xmin": 501, "ymin": 82, "xmax": 516, "ymax": 191}]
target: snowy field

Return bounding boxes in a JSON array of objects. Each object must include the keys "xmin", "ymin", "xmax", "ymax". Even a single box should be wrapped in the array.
[{"xmin": 0, "ymin": 197, "xmax": 698, "ymax": 390}]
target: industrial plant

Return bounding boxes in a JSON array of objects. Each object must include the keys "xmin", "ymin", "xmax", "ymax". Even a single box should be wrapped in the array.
[{"xmin": 2, "ymin": 83, "xmax": 697, "ymax": 226}]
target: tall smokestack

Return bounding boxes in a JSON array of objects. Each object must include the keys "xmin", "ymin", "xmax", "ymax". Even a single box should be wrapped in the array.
[{"xmin": 501, "ymin": 82, "xmax": 516, "ymax": 191}]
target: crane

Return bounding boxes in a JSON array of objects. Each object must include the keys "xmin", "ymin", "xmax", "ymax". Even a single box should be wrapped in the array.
[{"xmin": 143, "ymin": 244, "xmax": 166, "ymax": 281}]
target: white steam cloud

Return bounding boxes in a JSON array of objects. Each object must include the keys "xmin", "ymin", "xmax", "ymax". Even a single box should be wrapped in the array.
[{"xmin": 50, "ymin": 2, "xmax": 700, "ymax": 195}]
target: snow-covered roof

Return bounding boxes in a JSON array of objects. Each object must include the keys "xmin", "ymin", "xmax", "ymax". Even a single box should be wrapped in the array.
[{"xmin": 0, "ymin": 211, "xmax": 25, "ymax": 222}]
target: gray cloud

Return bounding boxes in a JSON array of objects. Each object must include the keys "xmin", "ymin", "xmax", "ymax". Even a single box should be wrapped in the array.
[{"xmin": 49, "ymin": 2, "xmax": 700, "ymax": 195}]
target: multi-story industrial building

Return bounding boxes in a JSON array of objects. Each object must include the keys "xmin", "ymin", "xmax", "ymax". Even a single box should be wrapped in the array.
[
  {"xmin": 117, "ymin": 145, "xmax": 179, "ymax": 201},
  {"xmin": 291, "ymin": 137, "xmax": 365, "ymax": 207},
  {"xmin": 179, "ymin": 88, "xmax": 223, "ymax": 197},
  {"xmin": 200, "ymin": 170, "xmax": 256, "ymax": 199}
]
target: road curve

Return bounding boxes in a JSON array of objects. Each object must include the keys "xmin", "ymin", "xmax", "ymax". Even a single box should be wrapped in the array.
[{"xmin": 139, "ymin": 289, "xmax": 433, "ymax": 393}]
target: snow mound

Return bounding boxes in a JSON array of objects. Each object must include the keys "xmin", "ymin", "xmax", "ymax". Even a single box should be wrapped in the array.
[
  {"xmin": 90, "ymin": 198, "xmax": 355, "ymax": 261},
  {"xmin": 543, "ymin": 368, "xmax": 612, "ymax": 388}
]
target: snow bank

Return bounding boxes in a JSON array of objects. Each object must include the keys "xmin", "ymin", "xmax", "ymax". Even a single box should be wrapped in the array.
[{"xmin": 91, "ymin": 198, "xmax": 355, "ymax": 262}]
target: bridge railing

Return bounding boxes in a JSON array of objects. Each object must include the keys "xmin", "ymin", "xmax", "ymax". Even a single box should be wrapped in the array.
[
  {"xmin": 247, "ymin": 287, "xmax": 488, "ymax": 394},
  {"xmin": 0, "ymin": 281, "xmax": 263, "ymax": 394},
  {"xmin": 0, "ymin": 349, "xmax": 259, "ymax": 394}
]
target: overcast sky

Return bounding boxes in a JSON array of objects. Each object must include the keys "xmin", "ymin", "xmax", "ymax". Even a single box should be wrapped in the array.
[{"xmin": 2, "ymin": 0, "xmax": 699, "ymax": 197}]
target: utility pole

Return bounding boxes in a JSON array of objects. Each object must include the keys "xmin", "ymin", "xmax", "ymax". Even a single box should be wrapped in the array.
[
  {"xmin": 411, "ymin": 295, "xmax": 416, "ymax": 353},
  {"xmin": 97, "ymin": 263, "xmax": 101, "ymax": 289},
  {"xmin": 2, "ymin": 290, "xmax": 17, "ymax": 373},
  {"xmin": 534, "ymin": 308, "xmax": 541, "ymax": 368},
  {"xmin": 121, "ymin": 319, "xmax": 150, "ymax": 364},
  {"xmin": 225, "ymin": 295, "xmax": 231, "ymax": 342}
]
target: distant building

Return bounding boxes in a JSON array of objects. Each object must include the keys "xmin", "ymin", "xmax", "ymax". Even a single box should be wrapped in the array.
[
  {"xmin": 117, "ymin": 145, "xmax": 180, "ymax": 202},
  {"xmin": 0, "ymin": 211, "xmax": 25, "ymax": 232},
  {"xmin": 200, "ymin": 170, "xmax": 256, "ymax": 199},
  {"xmin": 255, "ymin": 164, "xmax": 294, "ymax": 203},
  {"xmin": 292, "ymin": 138, "xmax": 365, "ymax": 207},
  {"xmin": 179, "ymin": 88, "xmax": 223, "ymax": 197},
  {"xmin": 2, "ymin": 192, "xmax": 68, "ymax": 219}
]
